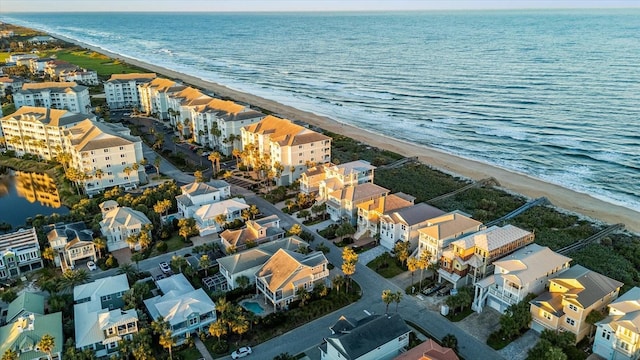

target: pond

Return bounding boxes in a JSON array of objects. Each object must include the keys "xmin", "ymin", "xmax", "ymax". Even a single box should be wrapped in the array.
[{"xmin": 0, "ymin": 168, "xmax": 69, "ymax": 229}]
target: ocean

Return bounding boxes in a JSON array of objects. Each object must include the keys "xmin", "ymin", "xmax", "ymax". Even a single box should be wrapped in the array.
[{"xmin": 2, "ymin": 10, "xmax": 639, "ymax": 212}]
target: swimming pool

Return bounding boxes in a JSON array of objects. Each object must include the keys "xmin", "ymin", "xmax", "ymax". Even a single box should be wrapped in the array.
[{"xmin": 242, "ymin": 301, "xmax": 265, "ymax": 315}]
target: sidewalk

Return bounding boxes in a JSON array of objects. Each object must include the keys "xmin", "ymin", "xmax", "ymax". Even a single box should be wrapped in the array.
[{"xmin": 194, "ymin": 337, "xmax": 213, "ymax": 360}]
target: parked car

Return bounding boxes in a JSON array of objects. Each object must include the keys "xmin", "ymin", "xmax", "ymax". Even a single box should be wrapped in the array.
[
  {"xmin": 437, "ymin": 284, "xmax": 453, "ymax": 296},
  {"xmin": 87, "ymin": 261, "xmax": 97, "ymax": 271},
  {"xmin": 422, "ymin": 283, "xmax": 444, "ymax": 296},
  {"xmin": 231, "ymin": 347, "xmax": 252, "ymax": 359},
  {"xmin": 159, "ymin": 262, "xmax": 171, "ymax": 274}
]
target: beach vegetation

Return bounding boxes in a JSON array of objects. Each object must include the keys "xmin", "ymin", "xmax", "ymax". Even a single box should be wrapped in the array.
[
  {"xmin": 328, "ymin": 131, "xmax": 403, "ymax": 166},
  {"xmin": 375, "ymin": 163, "xmax": 466, "ymax": 203},
  {"xmin": 42, "ymin": 48, "xmax": 146, "ymax": 78}
]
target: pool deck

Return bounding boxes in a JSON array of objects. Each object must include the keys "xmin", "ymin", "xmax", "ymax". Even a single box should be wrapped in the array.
[{"xmin": 240, "ymin": 296, "xmax": 275, "ymax": 317}]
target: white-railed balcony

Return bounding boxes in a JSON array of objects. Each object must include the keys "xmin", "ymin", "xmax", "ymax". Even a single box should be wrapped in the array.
[
  {"xmin": 312, "ymin": 269, "xmax": 330, "ymax": 281},
  {"xmin": 488, "ymin": 286, "xmax": 521, "ymax": 306}
]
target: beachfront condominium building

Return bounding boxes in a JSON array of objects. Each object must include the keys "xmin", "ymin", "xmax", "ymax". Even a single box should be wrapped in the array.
[
  {"xmin": 28, "ymin": 57, "xmax": 55, "ymax": 74},
  {"xmin": 378, "ymin": 203, "xmax": 446, "ymax": 251},
  {"xmin": 300, "ymin": 160, "xmax": 376, "ymax": 198},
  {"xmin": 530, "ymin": 265, "xmax": 623, "ymax": 343},
  {"xmin": 43, "ymin": 60, "xmax": 80, "ymax": 80},
  {"xmin": 256, "ymin": 249, "xmax": 329, "ymax": 311},
  {"xmin": 138, "ymin": 77, "xmax": 185, "ymax": 118},
  {"xmin": 0, "ymin": 293, "xmax": 64, "ymax": 360},
  {"xmin": 0, "ymin": 227, "xmax": 43, "ymax": 279},
  {"xmin": 417, "ymin": 211, "xmax": 484, "ymax": 263},
  {"xmin": 438, "ymin": 224, "xmax": 535, "ymax": 288},
  {"xmin": 190, "ymin": 98, "xmax": 264, "ymax": 155},
  {"xmin": 104, "ymin": 73, "xmax": 157, "ymax": 109},
  {"xmin": 13, "ymin": 82, "xmax": 91, "ymax": 114},
  {"xmin": 0, "ymin": 106, "xmax": 94, "ymax": 160},
  {"xmin": 65, "ymin": 119, "xmax": 145, "ymax": 194},
  {"xmin": 326, "ymin": 182, "xmax": 390, "ymax": 226},
  {"xmin": 45, "ymin": 222, "xmax": 97, "ymax": 271},
  {"xmin": 471, "ymin": 243, "xmax": 571, "ymax": 313},
  {"xmin": 144, "ymin": 274, "xmax": 216, "ymax": 345},
  {"xmin": 592, "ymin": 287, "xmax": 640, "ymax": 360},
  {"xmin": 73, "ymin": 274, "xmax": 138, "ymax": 358},
  {"xmin": 241, "ymin": 115, "xmax": 332, "ymax": 185},
  {"xmin": 166, "ymin": 86, "xmax": 211, "ymax": 132},
  {"xmin": 99, "ymin": 200, "xmax": 153, "ymax": 251}
]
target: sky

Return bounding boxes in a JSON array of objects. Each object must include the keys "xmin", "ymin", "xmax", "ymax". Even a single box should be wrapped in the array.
[{"xmin": 1, "ymin": 0, "xmax": 639, "ymax": 13}]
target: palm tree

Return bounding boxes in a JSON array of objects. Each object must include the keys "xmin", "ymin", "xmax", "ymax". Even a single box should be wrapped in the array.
[
  {"xmin": 230, "ymin": 314, "xmax": 250, "ymax": 341},
  {"xmin": 154, "ymin": 199, "xmax": 172, "ymax": 218},
  {"xmin": 59, "ymin": 269, "xmax": 90, "ymax": 293},
  {"xmin": 332, "ymin": 275, "xmax": 346, "ymax": 293},
  {"xmin": 153, "ymin": 157, "xmax": 161, "ymax": 178},
  {"xmin": 93, "ymin": 237, "xmax": 106, "ymax": 259},
  {"xmin": 382, "ymin": 289, "xmax": 394, "ymax": 314},
  {"xmin": 194, "ymin": 170, "xmax": 205, "ymax": 183},
  {"xmin": 208, "ymin": 152, "xmax": 221, "ymax": 176},
  {"xmin": 170, "ymin": 255, "xmax": 188, "ymax": 274},
  {"xmin": 123, "ymin": 166, "xmax": 132, "ymax": 183},
  {"xmin": 418, "ymin": 250, "xmax": 431, "ymax": 292},
  {"xmin": 38, "ymin": 334, "xmax": 55, "ymax": 360},
  {"xmin": 131, "ymin": 252, "xmax": 144, "ymax": 271},
  {"xmin": 159, "ymin": 330, "xmax": 176, "ymax": 360},
  {"xmin": 394, "ymin": 291, "xmax": 403, "ymax": 312},
  {"xmin": 209, "ymin": 320, "xmax": 227, "ymax": 343},
  {"xmin": 199, "ymin": 254, "xmax": 211, "ymax": 276},
  {"xmin": 1, "ymin": 349, "xmax": 17, "ymax": 360},
  {"xmin": 407, "ymin": 257, "xmax": 419, "ymax": 287},
  {"xmin": 215, "ymin": 214, "xmax": 227, "ymax": 230},
  {"xmin": 232, "ymin": 148, "xmax": 242, "ymax": 168},
  {"xmin": 118, "ymin": 263, "xmax": 138, "ymax": 283}
]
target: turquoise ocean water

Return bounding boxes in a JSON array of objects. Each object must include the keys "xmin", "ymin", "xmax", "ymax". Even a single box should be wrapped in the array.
[{"xmin": 2, "ymin": 10, "xmax": 639, "ymax": 212}]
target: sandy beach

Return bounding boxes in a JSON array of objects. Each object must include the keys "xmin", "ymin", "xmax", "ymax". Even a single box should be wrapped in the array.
[{"xmin": 53, "ymin": 33, "xmax": 640, "ymax": 233}]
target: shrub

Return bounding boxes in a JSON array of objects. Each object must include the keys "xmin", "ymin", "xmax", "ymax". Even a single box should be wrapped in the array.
[
  {"xmin": 155, "ymin": 241, "xmax": 168, "ymax": 252},
  {"xmin": 105, "ymin": 254, "xmax": 119, "ymax": 269}
]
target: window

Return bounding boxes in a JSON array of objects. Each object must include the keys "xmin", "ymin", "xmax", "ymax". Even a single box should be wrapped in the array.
[
  {"xmin": 566, "ymin": 317, "xmax": 575, "ymax": 326},
  {"xmin": 188, "ymin": 317, "xmax": 198, "ymax": 326},
  {"xmin": 104, "ymin": 149, "xmax": 109, "ymax": 153},
  {"xmin": 568, "ymin": 304, "xmax": 578, "ymax": 312},
  {"xmin": 542, "ymin": 311, "xmax": 552, "ymax": 320},
  {"xmin": 602, "ymin": 330, "xmax": 611, "ymax": 340},
  {"xmin": 105, "ymin": 156, "xmax": 110, "ymax": 160}
]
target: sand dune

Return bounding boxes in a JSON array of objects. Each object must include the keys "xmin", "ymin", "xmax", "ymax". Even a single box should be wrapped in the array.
[{"xmin": 54, "ymin": 34, "xmax": 640, "ymax": 233}]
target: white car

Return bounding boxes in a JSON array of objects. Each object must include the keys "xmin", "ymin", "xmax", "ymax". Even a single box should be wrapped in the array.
[
  {"xmin": 159, "ymin": 262, "xmax": 171, "ymax": 274},
  {"xmin": 87, "ymin": 261, "xmax": 97, "ymax": 271},
  {"xmin": 231, "ymin": 346, "xmax": 252, "ymax": 359}
]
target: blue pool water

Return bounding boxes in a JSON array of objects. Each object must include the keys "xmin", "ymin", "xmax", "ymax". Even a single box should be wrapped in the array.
[{"xmin": 242, "ymin": 301, "xmax": 265, "ymax": 315}]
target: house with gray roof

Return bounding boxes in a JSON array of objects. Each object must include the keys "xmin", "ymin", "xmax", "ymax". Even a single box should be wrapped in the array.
[
  {"xmin": 530, "ymin": 265, "xmax": 623, "ymax": 342},
  {"xmin": 176, "ymin": 180, "xmax": 231, "ymax": 218},
  {"xmin": 104, "ymin": 73, "xmax": 157, "ymax": 109},
  {"xmin": 217, "ymin": 236, "xmax": 308, "ymax": 290},
  {"xmin": 0, "ymin": 227, "xmax": 42, "ymax": 280},
  {"xmin": 378, "ymin": 203, "xmax": 446, "ymax": 251},
  {"xmin": 14, "ymin": 81, "xmax": 91, "ymax": 114},
  {"xmin": 320, "ymin": 313, "xmax": 411, "ymax": 360},
  {"xmin": 73, "ymin": 274, "xmax": 138, "ymax": 358},
  {"xmin": 593, "ymin": 287, "xmax": 640, "ymax": 360},
  {"xmin": 143, "ymin": 273, "xmax": 216, "ymax": 345},
  {"xmin": 99, "ymin": 202, "xmax": 152, "ymax": 251},
  {"xmin": 45, "ymin": 222, "xmax": 96, "ymax": 270},
  {"xmin": 0, "ymin": 293, "xmax": 63, "ymax": 360}
]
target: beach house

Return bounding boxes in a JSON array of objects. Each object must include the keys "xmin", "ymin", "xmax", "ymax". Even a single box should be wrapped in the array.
[
  {"xmin": 73, "ymin": 274, "xmax": 138, "ymax": 358},
  {"xmin": 144, "ymin": 273, "xmax": 217, "ymax": 345},
  {"xmin": 320, "ymin": 313, "xmax": 411, "ymax": 360},
  {"xmin": 219, "ymin": 214, "xmax": 285, "ymax": 251},
  {"xmin": 416, "ymin": 211, "xmax": 484, "ymax": 263},
  {"xmin": 471, "ymin": 243, "xmax": 571, "ymax": 313},
  {"xmin": 14, "ymin": 82, "xmax": 91, "ymax": 114},
  {"xmin": 176, "ymin": 180, "xmax": 231, "ymax": 218},
  {"xmin": 300, "ymin": 160, "xmax": 376, "ymax": 198},
  {"xmin": 45, "ymin": 222, "xmax": 97, "ymax": 271},
  {"xmin": 59, "ymin": 69, "xmax": 99, "ymax": 86},
  {"xmin": 256, "ymin": 249, "xmax": 329, "ymax": 311},
  {"xmin": 529, "ymin": 265, "xmax": 623, "ymax": 342},
  {"xmin": 0, "ymin": 76, "xmax": 25, "ymax": 94},
  {"xmin": 99, "ymin": 201, "xmax": 152, "ymax": 251},
  {"xmin": 104, "ymin": 73, "xmax": 157, "ymax": 109},
  {"xmin": 592, "ymin": 287, "xmax": 640, "ymax": 360},
  {"xmin": 0, "ymin": 293, "xmax": 63, "ymax": 360},
  {"xmin": 393, "ymin": 339, "xmax": 459, "ymax": 360},
  {"xmin": 378, "ymin": 203, "xmax": 446, "ymax": 251},
  {"xmin": 438, "ymin": 224, "xmax": 534, "ymax": 288},
  {"xmin": 0, "ymin": 106, "xmax": 93, "ymax": 160},
  {"xmin": 326, "ymin": 182, "xmax": 390, "ymax": 225},
  {"xmin": 217, "ymin": 236, "xmax": 309, "ymax": 290},
  {"xmin": 192, "ymin": 198, "xmax": 250, "ymax": 236},
  {"xmin": 0, "ymin": 227, "xmax": 43, "ymax": 279},
  {"xmin": 241, "ymin": 115, "xmax": 332, "ymax": 185}
]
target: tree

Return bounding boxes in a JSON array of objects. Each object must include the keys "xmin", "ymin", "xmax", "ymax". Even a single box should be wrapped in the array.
[
  {"xmin": 151, "ymin": 316, "xmax": 169, "ymax": 335},
  {"xmin": 59, "ymin": 269, "xmax": 90, "ymax": 293},
  {"xmin": 131, "ymin": 252, "xmax": 144, "ymax": 271},
  {"xmin": 159, "ymin": 330, "xmax": 176, "ymax": 360},
  {"xmin": 199, "ymin": 254, "xmax": 211, "ymax": 276},
  {"xmin": 38, "ymin": 334, "xmax": 55, "ymax": 360},
  {"xmin": 2, "ymin": 349, "xmax": 17, "ymax": 360},
  {"xmin": 170, "ymin": 255, "xmax": 188, "ymax": 274},
  {"xmin": 215, "ymin": 213, "xmax": 227, "ymax": 229},
  {"xmin": 336, "ymin": 222, "xmax": 356, "ymax": 242},
  {"xmin": 499, "ymin": 294, "xmax": 534, "ymax": 339},
  {"xmin": 232, "ymin": 148, "xmax": 242, "ymax": 167},
  {"xmin": 273, "ymin": 353, "xmax": 297, "ymax": 360},
  {"xmin": 382, "ymin": 289, "xmax": 394, "ymax": 314},
  {"xmin": 298, "ymin": 209, "xmax": 311, "ymax": 221},
  {"xmin": 249, "ymin": 204, "xmax": 260, "ymax": 219},
  {"xmin": 154, "ymin": 199, "xmax": 172, "ymax": 218},
  {"xmin": 153, "ymin": 156, "xmax": 162, "ymax": 178},
  {"xmin": 138, "ymin": 226, "xmax": 153, "ymax": 250},
  {"xmin": 208, "ymin": 152, "xmax": 221, "ymax": 176},
  {"xmin": 332, "ymin": 275, "xmax": 346, "ymax": 294},
  {"xmin": 230, "ymin": 314, "xmax": 250, "ymax": 340},
  {"xmin": 284, "ymin": 199, "xmax": 294, "ymax": 212},
  {"xmin": 209, "ymin": 320, "xmax": 227, "ymax": 343},
  {"xmin": 417, "ymin": 250, "xmax": 431, "ymax": 291},
  {"xmin": 118, "ymin": 263, "xmax": 139, "ymax": 283},
  {"xmin": 236, "ymin": 275, "xmax": 250, "ymax": 289},
  {"xmin": 93, "ymin": 237, "xmax": 106, "ymax": 259},
  {"xmin": 42, "ymin": 246, "xmax": 55, "ymax": 263},
  {"xmin": 586, "ymin": 309, "xmax": 606, "ymax": 337},
  {"xmin": 194, "ymin": 170, "xmax": 205, "ymax": 183},
  {"xmin": 394, "ymin": 241, "xmax": 410, "ymax": 267},
  {"xmin": 298, "ymin": 286, "xmax": 312, "ymax": 307},
  {"xmin": 393, "ymin": 291, "xmax": 403, "ymax": 312},
  {"xmin": 441, "ymin": 333, "xmax": 458, "ymax": 350},
  {"xmin": 407, "ymin": 257, "xmax": 419, "ymax": 286},
  {"xmin": 178, "ymin": 218, "xmax": 197, "ymax": 241},
  {"xmin": 287, "ymin": 224, "xmax": 303, "ymax": 237}
]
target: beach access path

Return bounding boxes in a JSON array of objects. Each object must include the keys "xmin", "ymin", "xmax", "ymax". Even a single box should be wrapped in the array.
[{"xmin": 51, "ymin": 30, "xmax": 639, "ymax": 233}]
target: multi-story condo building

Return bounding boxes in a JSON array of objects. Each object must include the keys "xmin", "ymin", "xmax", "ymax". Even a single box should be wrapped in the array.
[
  {"xmin": 167, "ymin": 86, "xmax": 211, "ymax": 133},
  {"xmin": 6, "ymin": 53, "xmax": 38, "ymax": 65},
  {"xmin": 74, "ymin": 274, "xmax": 138, "ymax": 358},
  {"xmin": 0, "ymin": 76, "xmax": 25, "ymax": 94},
  {"xmin": 356, "ymin": 193, "xmax": 416, "ymax": 239},
  {"xmin": 256, "ymin": 249, "xmax": 329, "ymax": 311},
  {"xmin": 43, "ymin": 60, "xmax": 80, "ymax": 80},
  {"xmin": 0, "ymin": 227, "xmax": 43, "ymax": 279},
  {"xmin": 326, "ymin": 183, "xmax": 390, "ymax": 225},
  {"xmin": 0, "ymin": 293, "xmax": 63, "ymax": 360},
  {"xmin": 190, "ymin": 98, "xmax": 264, "ymax": 155},
  {"xmin": 99, "ymin": 200, "xmax": 152, "ymax": 251},
  {"xmin": 65, "ymin": 119, "xmax": 145, "ymax": 194},
  {"xmin": 176, "ymin": 180, "xmax": 231, "ymax": 218},
  {"xmin": 144, "ymin": 274, "xmax": 216, "ymax": 345},
  {"xmin": 417, "ymin": 211, "xmax": 484, "ymax": 263},
  {"xmin": 45, "ymin": 222, "xmax": 97, "ymax": 271},
  {"xmin": 241, "ymin": 115, "xmax": 332, "ymax": 185},
  {"xmin": 438, "ymin": 224, "xmax": 534, "ymax": 288},
  {"xmin": 300, "ymin": 160, "xmax": 376, "ymax": 199},
  {"xmin": 138, "ymin": 78, "xmax": 184, "ymax": 118},
  {"xmin": 530, "ymin": 265, "xmax": 623, "ymax": 343},
  {"xmin": 1, "ymin": 106, "xmax": 93, "ymax": 160},
  {"xmin": 28, "ymin": 57, "xmax": 55, "ymax": 74},
  {"xmin": 592, "ymin": 287, "xmax": 640, "ymax": 360},
  {"xmin": 59, "ymin": 69, "xmax": 99, "ymax": 86},
  {"xmin": 217, "ymin": 236, "xmax": 308, "ymax": 290},
  {"xmin": 104, "ymin": 73, "xmax": 157, "ymax": 110},
  {"xmin": 320, "ymin": 313, "xmax": 411, "ymax": 360},
  {"xmin": 14, "ymin": 82, "xmax": 91, "ymax": 114},
  {"xmin": 472, "ymin": 243, "xmax": 571, "ymax": 313},
  {"xmin": 378, "ymin": 203, "xmax": 447, "ymax": 251}
]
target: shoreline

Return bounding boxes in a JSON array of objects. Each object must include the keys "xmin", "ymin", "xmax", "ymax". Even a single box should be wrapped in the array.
[{"xmin": 42, "ymin": 32, "xmax": 640, "ymax": 233}]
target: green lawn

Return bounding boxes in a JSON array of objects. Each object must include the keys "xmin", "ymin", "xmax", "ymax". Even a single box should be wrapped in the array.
[
  {"xmin": 366, "ymin": 253, "xmax": 406, "ymax": 278},
  {"xmin": 46, "ymin": 50, "xmax": 147, "ymax": 77},
  {"xmin": 174, "ymin": 346, "xmax": 202, "ymax": 360}
]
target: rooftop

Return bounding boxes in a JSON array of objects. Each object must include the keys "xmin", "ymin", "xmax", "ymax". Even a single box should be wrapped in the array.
[{"xmin": 244, "ymin": 115, "xmax": 330, "ymax": 146}]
